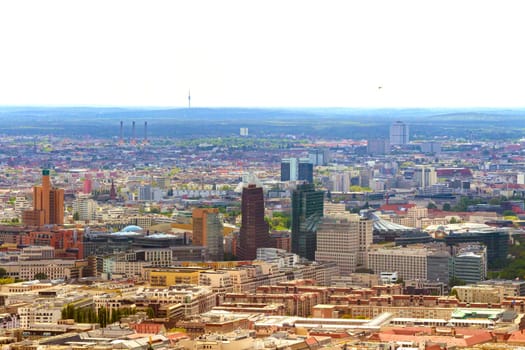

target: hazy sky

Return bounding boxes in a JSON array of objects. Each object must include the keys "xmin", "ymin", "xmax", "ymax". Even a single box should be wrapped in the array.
[{"xmin": 0, "ymin": 0, "xmax": 524, "ymax": 108}]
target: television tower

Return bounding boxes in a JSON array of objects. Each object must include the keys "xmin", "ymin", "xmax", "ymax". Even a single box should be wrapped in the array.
[{"xmin": 188, "ymin": 89, "xmax": 191, "ymax": 109}]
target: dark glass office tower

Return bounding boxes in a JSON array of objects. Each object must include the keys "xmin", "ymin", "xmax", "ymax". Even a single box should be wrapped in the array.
[
  {"xmin": 291, "ymin": 183, "xmax": 324, "ymax": 260},
  {"xmin": 298, "ymin": 160, "xmax": 313, "ymax": 184},
  {"xmin": 237, "ymin": 184, "xmax": 270, "ymax": 260}
]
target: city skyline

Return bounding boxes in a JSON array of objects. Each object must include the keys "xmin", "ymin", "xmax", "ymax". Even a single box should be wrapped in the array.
[{"xmin": 1, "ymin": 0, "xmax": 524, "ymax": 108}]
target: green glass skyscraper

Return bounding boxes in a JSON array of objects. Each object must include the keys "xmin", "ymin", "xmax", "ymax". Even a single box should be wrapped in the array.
[{"xmin": 291, "ymin": 183, "xmax": 324, "ymax": 260}]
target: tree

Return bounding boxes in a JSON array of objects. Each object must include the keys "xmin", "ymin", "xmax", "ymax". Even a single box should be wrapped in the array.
[
  {"xmin": 34, "ymin": 272, "xmax": 48, "ymax": 280},
  {"xmin": 449, "ymin": 276, "xmax": 466, "ymax": 289},
  {"xmin": 0, "ymin": 267, "xmax": 6, "ymax": 278},
  {"xmin": 427, "ymin": 202, "xmax": 437, "ymax": 209},
  {"xmin": 503, "ymin": 210, "xmax": 517, "ymax": 217},
  {"xmin": 442, "ymin": 203, "xmax": 451, "ymax": 211},
  {"xmin": 73, "ymin": 212, "xmax": 80, "ymax": 221}
]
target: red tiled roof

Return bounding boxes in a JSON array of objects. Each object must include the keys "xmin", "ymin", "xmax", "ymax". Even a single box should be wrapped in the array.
[
  {"xmin": 129, "ymin": 322, "xmax": 164, "ymax": 334},
  {"xmin": 507, "ymin": 329, "xmax": 525, "ymax": 343}
]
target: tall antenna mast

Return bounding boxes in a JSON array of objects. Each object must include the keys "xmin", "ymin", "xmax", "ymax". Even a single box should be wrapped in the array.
[
  {"xmin": 119, "ymin": 121, "xmax": 123, "ymax": 145},
  {"xmin": 188, "ymin": 89, "xmax": 191, "ymax": 109}
]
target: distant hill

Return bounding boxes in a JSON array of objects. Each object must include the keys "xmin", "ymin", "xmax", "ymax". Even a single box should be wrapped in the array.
[{"xmin": 0, "ymin": 106, "xmax": 523, "ymax": 140}]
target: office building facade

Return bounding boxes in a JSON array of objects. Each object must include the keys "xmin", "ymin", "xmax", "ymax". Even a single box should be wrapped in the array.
[
  {"xmin": 291, "ymin": 183, "xmax": 324, "ymax": 261},
  {"xmin": 390, "ymin": 121, "xmax": 409, "ymax": 145},
  {"xmin": 192, "ymin": 208, "xmax": 224, "ymax": 261},
  {"xmin": 315, "ymin": 213, "xmax": 373, "ymax": 275},
  {"xmin": 23, "ymin": 169, "xmax": 64, "ymax": 226},
  {"xmin": 281, "ymin": 158, "xmax": 314, "ymax": 183},
  {"xmin": 237, "ymin": 184, "xmax": 270, "ymax": 260}
]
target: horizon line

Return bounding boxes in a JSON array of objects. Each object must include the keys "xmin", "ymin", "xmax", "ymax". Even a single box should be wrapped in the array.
[{"xmin": 1, "ymin": 104, "xmax": 525, "ymax": 110}]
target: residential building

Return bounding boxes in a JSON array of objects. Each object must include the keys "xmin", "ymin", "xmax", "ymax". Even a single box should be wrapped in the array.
[
  {"xmin": 367, "ymin": 139, "xmax": 390, "ymax": 155},
  {"xmin": 73, "ymin": 194, "xmax": 97, "ymax": 222}
]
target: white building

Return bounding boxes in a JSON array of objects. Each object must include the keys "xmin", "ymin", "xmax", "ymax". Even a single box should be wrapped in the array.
[
  {"xmin": 74, "ymin": 194, "xmax": 98, "ymax": 221},
  {"xmin": 413, "ymin": 166, "xmax": 437, "ymax": 189},
  {"xmin": 390, "ymin": 121, "xmax": 409, "ymax": 145},
  {"xmin": 19, "ymin": 305, "xmax": 62, "ymax": 328}
]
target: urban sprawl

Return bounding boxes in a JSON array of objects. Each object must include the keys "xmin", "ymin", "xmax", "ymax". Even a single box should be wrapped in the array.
[{"xmin": 2, "ymin": 121, "xmax": 525, "ymax": 349}]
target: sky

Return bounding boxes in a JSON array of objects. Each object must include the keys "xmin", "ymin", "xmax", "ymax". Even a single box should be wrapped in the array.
[{"xmin": 0, "ymin": 0, "xmax": 524, "ymax": 108}]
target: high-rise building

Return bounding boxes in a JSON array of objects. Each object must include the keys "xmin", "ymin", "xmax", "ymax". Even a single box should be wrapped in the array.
[
  {"xmin": 420, "ymin": 141, "xmax": 442, "ymax": 154},
  {"xmin": 308, "ymin": 149, "xmax": 330, "ymax": 166},
  {"xmin": 237, "ymin": 184, "xmax": 270, "ymax": 260},
  {"xmin": 298, "ymin": 160, "xmax": 314, "ymax": 184},
  {"xmin": 315, "ymin": 212, "xmax": 373, "ymax": 275},
  {"xmin": 192, "ymin": 208, "xmax": 224, "ymax": 261},
  {"xmin": 83, "ymin": 177, "xmax": 92, "ymax": 194},
  {"xmin": 291, "ymin": 183, "xmax": 324, "ymax": 260},
  {"xmin": 389, "ymin": 121, "xmax": 409, "ymax": 145},
  {"xmin": 367, "ymin": 139, "xmax": 390, "ymax": 155},
  {"xmin": 73, "ymin": 194, "xmax": 97, "ymax": 222},
  {"xmin": 281, "ymin": 158, "xmax": 313, "ymax": 183},
  {"xmin": 138, "ymin": 185, "xmax": 163, "ymax": 201},
  {"xmin": 281, "ymin": 158, "xmax": 297, "ymax": 181},
  {"xmin": 413, "ymin": 166, "xmax": 437, "ymax": 189},
  {"xmin": 23, "ymin": 169, "xmax": 64, "ymax": 226}
]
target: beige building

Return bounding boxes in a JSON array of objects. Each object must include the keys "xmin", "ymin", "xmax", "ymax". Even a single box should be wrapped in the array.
[
  {"xmin": 391, "ymin": 206, "xmax": 429, "ymax": 229},
  {"xmin": 18, "ymin": 304, "xmax": 62, "ymax": 328},
  {"xmin": 452, "ymin": 285, "xmax": 509, "ymax": 304},
  {"xmin": 315, "ymin": 213, "xmax": 372, "ymax": 275},
  {"xmin": 13, "ymin": 259, "xmax": 78, "ymax": 280},
  {"xmin": 368, "ymin": 247, "xmax": 429, "ymax": 281},
  {"xmin": 138, "ymin": 285, "xmax": 216, "ymax": 317}
]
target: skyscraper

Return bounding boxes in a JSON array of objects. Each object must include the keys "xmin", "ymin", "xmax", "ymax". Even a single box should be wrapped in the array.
[
  {"xmin": 414, "ymin": 166, "xmax": 437, "ymax": 189},
  {"xmin": 281, "ymin": 158, "xmax": 314, "ymax": 183},
  {"xmin": 280, "ymin": 158, "xmax": 297, "ymax": 181},
  {"xmin": 389, "ymin": 121, "xmax": 409, "ymax": 145},
  {"xmin": 237, "ymin": 184, "xmax": 270, "ymax": 260},
  {"xmin": 23, "ymin": 169, "xmax": 64, "ymax": 226},
  {"xmin": 192, "ymin": 208, "xmax": 224, "ymax": 261},
  {"xmin": 291, "ymin": 183, "xmax": 324, "ymax": 260},
  {"xmin": 315, "ymin": 213, "xmax": 373, "ymax": 275},
  {"xmin": 298, "ymin": 160, "xmax": 314, "ymax": 184}
]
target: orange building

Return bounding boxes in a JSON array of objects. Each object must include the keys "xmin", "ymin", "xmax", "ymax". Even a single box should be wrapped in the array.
[
  {"xmin": 28, "ymin": 228, "xmax": 83, "ymax": 259},
  {"xmin": 23, "ymin": 169, "xmax": 64, "ymax": 226},
  {"xmin": 192, "ymin": 208, "xmax": 224, "ymax": 261}
]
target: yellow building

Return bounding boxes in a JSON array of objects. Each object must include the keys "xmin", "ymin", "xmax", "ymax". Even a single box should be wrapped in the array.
[
  {"xmin": 452, "ymin": 285, "xmax": 506, "ymax": 304},
  {"xmin": 148, "ymin": 267, "xmax": 209, "ymax": 287}
]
